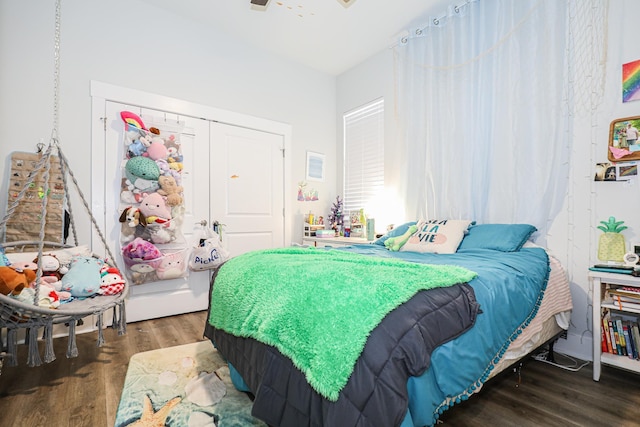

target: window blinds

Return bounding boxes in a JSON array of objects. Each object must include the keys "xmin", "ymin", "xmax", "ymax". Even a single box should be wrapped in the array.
[{"xmin": 343, "ymin": 98, "xmax": 384, "ymax": 216}]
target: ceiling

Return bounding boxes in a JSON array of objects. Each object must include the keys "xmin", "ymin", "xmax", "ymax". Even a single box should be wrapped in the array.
[{"xmin": 138, "ymin": 0, "xmax": 451, "ymax": 75}]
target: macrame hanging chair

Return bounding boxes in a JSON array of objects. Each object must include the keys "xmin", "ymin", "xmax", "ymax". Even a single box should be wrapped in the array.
[{"xmin": 0, "ymin": 0, "xmax": 127, "ymax": 372}]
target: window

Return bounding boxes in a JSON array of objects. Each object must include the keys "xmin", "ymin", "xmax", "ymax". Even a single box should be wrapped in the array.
[{"xmin": 343, "ymin": 98, "xmax": 384, "ymax": 218}]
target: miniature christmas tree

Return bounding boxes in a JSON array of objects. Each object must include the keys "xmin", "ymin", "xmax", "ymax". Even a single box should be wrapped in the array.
[{"xmin": 328, "ymin": 195, "xmax": 343, "ymax": 233}]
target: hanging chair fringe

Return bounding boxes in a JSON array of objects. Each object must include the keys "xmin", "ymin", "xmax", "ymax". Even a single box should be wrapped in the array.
[
  {"xmin": 66, "ymin": 321, "xmax": 78, "ymax": 358},
  {"xmin": 118, "ymin": 302, "xmax": 126, "ymax": 336},
  {"xmin": 27, "ymin": 326, "xmax": 42, "ymax": 367},
  {"xmin": 6, "ymin": 329, "xmax": 17, "ymax": 367},
  {"xmin": 97, "ymin": 313, "xmax": 104, "ymax": 347},
  {"xmin": 43, "ymin": 321, "xmax": 56, "ymax": 363}
]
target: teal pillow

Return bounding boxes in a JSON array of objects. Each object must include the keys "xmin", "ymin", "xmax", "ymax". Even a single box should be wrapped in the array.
[
  {"xmin": 457, "ymin": 224, "xmax": 537, "ymax": 252},
  {"xmin": 374, "ymin": 221, "xmax": 417, "ymax": 246}
]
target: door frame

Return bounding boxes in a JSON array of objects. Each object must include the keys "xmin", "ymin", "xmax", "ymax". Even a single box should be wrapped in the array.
[{"xmin": 90, "ymin": 80, "xmax": 292, "ymax": 257}]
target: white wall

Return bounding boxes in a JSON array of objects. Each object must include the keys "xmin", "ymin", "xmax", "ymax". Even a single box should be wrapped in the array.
[
  {"xmin": 336, "ymin": 0, "xmax": 640, "ymax": 361},
  {"xmin": 0, "ymin": 0, "xmax": 336, "ymax": 246}
]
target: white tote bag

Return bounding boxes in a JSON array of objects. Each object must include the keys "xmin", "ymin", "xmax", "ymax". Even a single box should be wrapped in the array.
[{"xmin": 188, "ymin": 228, "xmax": 229, "ymax": 271}]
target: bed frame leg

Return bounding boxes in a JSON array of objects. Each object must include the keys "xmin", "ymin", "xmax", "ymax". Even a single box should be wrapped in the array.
[{"xmin": 547, "ymin": 339, "xmax": 556, "ymax": 363}]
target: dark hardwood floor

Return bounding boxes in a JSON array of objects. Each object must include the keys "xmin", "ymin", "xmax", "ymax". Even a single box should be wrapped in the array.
[{"xmin": 1, "ymin": 311, "xmax": 639, "ymax": 426}]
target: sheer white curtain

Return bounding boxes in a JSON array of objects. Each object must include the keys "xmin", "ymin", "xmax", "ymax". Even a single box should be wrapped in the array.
[{"xmin": 394, "ymin": 0, "xmax": 570, "ymax": 239}]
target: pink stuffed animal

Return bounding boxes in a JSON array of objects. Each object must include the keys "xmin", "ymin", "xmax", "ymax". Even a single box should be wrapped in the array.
[
  {"xmin": 156, "ymin": 251, "xmax": 186, "ymax": 280},
  {"xmin": 145, "ymin": 138, "xmax": 168, "ymax": 161},
  {"xmin": 139, "ymin": 192, "xmax": 172, "ymax": 226}
]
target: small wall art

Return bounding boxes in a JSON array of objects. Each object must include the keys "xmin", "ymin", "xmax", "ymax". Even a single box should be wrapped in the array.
[
  {"xmin": 306, "ymin": 151, "xmax": 325, "ymax": 182},
  {"xmin": 623, "ymin": 59, "xmax": 640, "ymax": 103},
  {"xmin": 297, "ymin": 181, "xmax": 319, "ymax": 201},
  {"xmin": 594, "ymin": 161, "xmax": 637, "ymax": 182}
]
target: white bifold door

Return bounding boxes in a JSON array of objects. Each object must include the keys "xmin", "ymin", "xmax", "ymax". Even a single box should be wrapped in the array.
[{"xmin": 92, "ymin": 83, "xmax": 288, "ymax": 323}]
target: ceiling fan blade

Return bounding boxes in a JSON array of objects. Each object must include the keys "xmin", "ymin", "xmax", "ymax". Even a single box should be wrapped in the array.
[{"xmin": 251, "ymin": 0, "xmax": 270, "ymax": 6}]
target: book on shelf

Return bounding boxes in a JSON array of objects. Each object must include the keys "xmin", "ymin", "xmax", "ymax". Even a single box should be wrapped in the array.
[
  {"xmin": 602, "ymin": 314, "xmax": 613, "ymax": 353},
  {"xmin": 633, "ymin": 323, "xmax": 640, "ymax": 359},
  {"xmin": 623, "ymin": 321, "xmax": 635, "ymax": 359},
  {"xmin": 622, "ymin": 320, "xmax": 638, "ymax": 359}
]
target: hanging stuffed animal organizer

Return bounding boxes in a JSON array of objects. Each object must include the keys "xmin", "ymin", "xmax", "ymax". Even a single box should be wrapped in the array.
[{"xmin": 118, "ymin": 111, "xmax": 189, "ymax": 285}]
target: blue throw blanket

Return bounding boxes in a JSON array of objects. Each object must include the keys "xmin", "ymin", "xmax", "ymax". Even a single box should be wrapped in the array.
[{"xmin": 340, "ymin": 245, "xmax": 550, "ymax": 427}]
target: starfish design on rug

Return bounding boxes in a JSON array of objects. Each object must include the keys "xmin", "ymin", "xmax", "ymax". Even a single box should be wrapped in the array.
[{"xmin": 126, "ymin": 395, "xmax": 181, "ymax": 427}]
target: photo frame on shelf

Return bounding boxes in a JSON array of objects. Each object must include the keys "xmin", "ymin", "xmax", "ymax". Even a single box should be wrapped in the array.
[{"xmin": 306, "ymin": 151, "xmax": 325, "ymax": 182}]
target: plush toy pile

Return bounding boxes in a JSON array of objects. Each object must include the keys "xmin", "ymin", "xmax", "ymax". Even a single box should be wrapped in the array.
[
  {"xmin": 118, "ymin": 111, "xmax": 188, "ymax": 285},
  {"xmin": 0, "ymin": 247, "xmax": 125, "ymax": 309}
]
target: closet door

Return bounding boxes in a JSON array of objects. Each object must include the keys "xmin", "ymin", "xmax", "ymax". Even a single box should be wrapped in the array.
[
  {"xmin": 210, "ymin": 123, "xmax": 285, "ymax": 256},
  {"xmin": 103, "ymin": 101, "xmax": 212, "ymax": 322}
]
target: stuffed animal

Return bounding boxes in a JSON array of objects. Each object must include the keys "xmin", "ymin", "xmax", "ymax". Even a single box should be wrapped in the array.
[
  {"xmin": 144, "ymin": 138, "xmax": 168, "ymax": 161},
  {"xmin": 147, "ymin": 223, "xmax": 175, "ymax": 244},
  {"xmin": 128, "ymin": 263, "xmax": 156, "ymax": 285},
  {"xmin": 119, "ymin": 206, "xmax": 146, "ymax": 243},
  {"xmin": 155, "ymin": 158, "xmax": 180, "ymax": 182},
  {"xmin": 165, "ymin": 136, "xmax": 183, "ymax": 163},
  {"xmin": 157, "ymin": 176, "xmax": 183, "ymax": 207},
  {"xmin": 139, "ymin": 192, "xmax": 172, "ymax": 225},
  {"xmin": 167, "ymin": 157, "xmax": 183, "ymax": 173},
  {"xmin": 0, "ymin": 265, "xmax": 36, "ymax": 296},
  {"xmin": 32, "ymin": 254, "xmax": 68, "ymax": 284},
  {"xmin": 120, "ymin": 111, "xmax": 147, "ymax": 131},
  {"xmin": 127, "ymin": 134, "xmax": 152, "ymax": 158},
  {"xmin": 60, "ymin": 256, "xmax": 105, "ymax": 299},
  {"xmin": 28, "ymin": 282, "xmax": 65, "ymax": 309},
  {"xmin": 156, "ymin": 251, "xmax": 186, "ymax": 280},
  {"xmin": 384, "ymin": 225, "xmax": 418, "ymax": 252},
  {"xmin": 125, "ymin": 156, "xmax": 160, "ymax": 193},
  {"xmin": 122, "ymin": 237, "xmax": 163, "ymax": 263},
  {"xmin": 99, "ymin": 265, "xmax": 126, "ymax": 295}
]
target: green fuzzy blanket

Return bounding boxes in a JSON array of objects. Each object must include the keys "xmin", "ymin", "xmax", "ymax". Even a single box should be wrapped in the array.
[{"xmin": 208, "ymin": 247, "xmax": 476, "ymax": 401}]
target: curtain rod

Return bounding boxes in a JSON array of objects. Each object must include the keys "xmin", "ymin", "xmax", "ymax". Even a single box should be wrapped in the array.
[{"xmin": 389, "ymin": 0, "xmax": 480, "ymax": 48}]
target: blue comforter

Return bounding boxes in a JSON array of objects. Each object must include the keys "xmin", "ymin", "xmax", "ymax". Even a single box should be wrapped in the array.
[{"xmin": 340, "ymin": 245, "xmax": 550, "ymax": 426}]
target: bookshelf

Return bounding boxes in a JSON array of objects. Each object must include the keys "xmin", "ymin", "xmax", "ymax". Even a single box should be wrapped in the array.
[{"xmin": 589, "ymin": 271, "xmax": 640, "ymax": 381}]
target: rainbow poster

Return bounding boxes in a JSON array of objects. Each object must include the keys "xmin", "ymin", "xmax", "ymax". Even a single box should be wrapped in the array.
[{"xmin": 623, "ymin": 59, "xmax": 640, "ymax": 103}]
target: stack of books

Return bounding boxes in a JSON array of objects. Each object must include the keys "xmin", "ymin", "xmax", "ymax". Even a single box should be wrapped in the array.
[
  {"xmin": 601, "ymin": 310, "xmax": 640, "ymax": 359},
  {"xmin": 607, "ymin": 286, "xmax": 640, "ymax": 311},
  {"xmin": 589, "ymin": 264, "xmax": 635, "ymax": 274}
]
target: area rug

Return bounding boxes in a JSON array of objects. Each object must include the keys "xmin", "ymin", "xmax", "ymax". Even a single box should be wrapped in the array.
[{"xmin": 115, "ymin": 340, "xmax": 266, "ymax": 427}]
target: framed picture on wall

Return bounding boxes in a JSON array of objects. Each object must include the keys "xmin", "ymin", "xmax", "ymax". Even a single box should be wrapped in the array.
[
  {"xmin": 306, "ymin": 151, "xmax": 325, "ymax": 182},
  {"xmin": 608, "ymin": 116, "xmax": 640, "ymax": 162}
]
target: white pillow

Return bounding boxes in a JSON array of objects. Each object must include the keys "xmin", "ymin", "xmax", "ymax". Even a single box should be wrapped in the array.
[
  {"xmin": 5, "ymin": 245, "xmax": 92, "ymax": 266},
  {"xmin": 400, "ymin": 219, "xmax": 472, "ymax": 254}
]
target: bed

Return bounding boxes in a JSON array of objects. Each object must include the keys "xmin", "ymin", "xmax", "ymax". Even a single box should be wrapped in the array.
[{"xmin": 204, "ymin": 222, "xmax": 572, "ymax": 427}]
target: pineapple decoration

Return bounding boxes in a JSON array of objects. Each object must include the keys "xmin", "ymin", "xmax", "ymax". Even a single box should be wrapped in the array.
[{"xmin": 597, "ymin": 216, "xmax": 628, "ymax": 262}]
